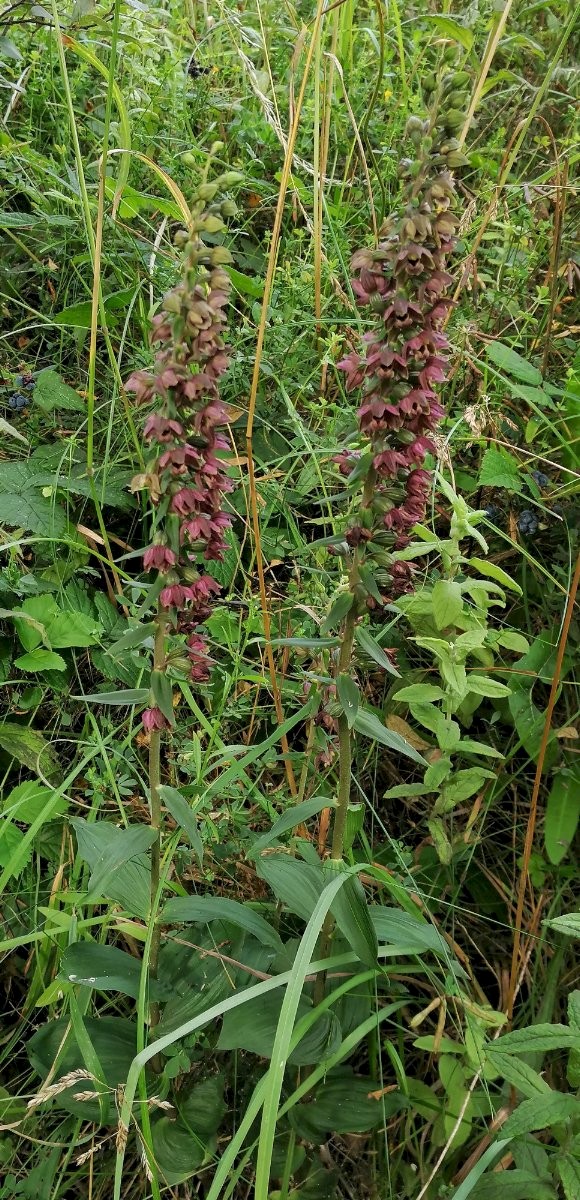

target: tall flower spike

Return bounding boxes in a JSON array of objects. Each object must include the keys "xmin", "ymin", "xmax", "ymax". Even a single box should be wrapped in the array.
[
  {"xmin": 336, "ymin": 61, "xmax": 470, "ymax": 608},
  {"xmin": 127, "ymin": 165, "xmax": 241, "ymax": 724}
]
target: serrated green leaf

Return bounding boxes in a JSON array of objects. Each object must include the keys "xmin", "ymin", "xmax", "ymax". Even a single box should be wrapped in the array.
[
  {"xmin": 353, "ymin": 708, "xmax": 426, "ymax": 765},
  {"xmin": 0, "ymin": 490, "xmax": 68, "ymax": 536},
  {"xmin": 503, "ymin": 1091, "xmax": 580, "ymax": 1138},
  {"xmin": 15, "ymin": 649, "xmax": 67, "ymax": 673},
  {"xmin": 2, "ymin": 780, "xmax": 66, "ymax": 824},
  {"xmin": 0, "ymin": 722, "xmax": 60, "ymax": 782},
  {"xmin": 162, "ymin": 895, "xmax": 281, "ymax": 949},
  {"xmin": 478, "ymin": 447, "xmax": 522, "ymax": 493},
  {"xmin": 485, "ymin": 1050, "xmax": 551, "ymax": 1099},
  {"xmin": 33, "ymin": 369, "xmax": 85, "ymax": 413},
  {"xmin": 46, "ymin": 610, "xmax": 101, "ymax": 648},
  {"xmin": 543, "ymin": 913, "xmax": 580, "ymax": 939},
  {"xmin": 158, "ymin": 785, "xmax": 203, "ymax": 863},
  {"xmin": 470, "ymin": 1170, "xmax": 556, "ymax": 1199},
  {"xmin": 489, "ymin": 1024, "xmax": 580, "ymax": 1054},
  {"xmin": 0, "ymin": 821, "xmax": 29, "ymax": 872}
]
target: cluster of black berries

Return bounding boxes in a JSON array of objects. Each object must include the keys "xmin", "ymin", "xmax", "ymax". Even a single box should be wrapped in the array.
[{"xmin": 3, "ymin": 372, "xmax": 35, "ymax": 411}]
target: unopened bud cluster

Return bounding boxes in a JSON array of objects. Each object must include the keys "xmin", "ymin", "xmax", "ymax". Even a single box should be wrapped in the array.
[
  {"xmin": 127, "ymin": 170, "xmax": 241, "ymax": 731},
  {"xmin": 335, "ymin": 62, "xmax": 470, "ymax": 609}
]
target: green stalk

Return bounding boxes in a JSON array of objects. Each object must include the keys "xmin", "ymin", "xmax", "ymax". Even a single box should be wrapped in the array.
[{"xmin": 148, "ymin": 608, "xmax": 167, "ymax": 1038}]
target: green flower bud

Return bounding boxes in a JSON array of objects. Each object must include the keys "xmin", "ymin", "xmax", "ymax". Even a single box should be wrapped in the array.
[
  {"xmin": 215, "ymin": 170, "xmax": 244, "ymax": 187},
  {"xmin": 196, "ymin": 182, "xmax": 219, "ymax": 202},
  {"xmin": 220, "ymin": 199, "xmax": 237, "ymax": 217},
  {"xmin": 446, "ymin": 150, "xmax": 470, "ymax": 169}
]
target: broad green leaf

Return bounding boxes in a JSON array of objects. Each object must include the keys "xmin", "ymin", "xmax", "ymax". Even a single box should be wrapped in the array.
[
  {"xmin": 496, "ymin": 631, "xmax": 530, "ymax": 652},
  {"xmin": 87, "ymin": 826, "xmax": 157, "ymax": 902},
  {"xmin": 466, "ymin": 675, "xmax": 511, "ymax": 698},
  {"xmin": 151, "ymin": 1077, "xmax": 225, "ymax": 1185},
  {"xmin": 27, "ymin": 1016, "xmax": 138, "ymax": 1121},
  {"xmin": 470, "ymin": 558, "xmax": 522, "ymax": 594},
  {"xmin": 0, "ymin": 490, "xmax": 68, "ymax": 536},
  {"xmin": 370, "ymin": 907, "xmax": 448, "ymax": 956},
  {"xmin": 337, "ymin": 673, "xmax": 359, "ymax": 728},
  {"xmin": 488, "ymin": 1024, "xmax": 580, "ymax": 1055},
  {"xmin": 544, "ymin": 772, "xmax": 580, "ymax": 865},
  {"xmin": 2, "ymin": 780, "xmax": 67, "ymax": 823},
  {"xmin": 74, "ymin": 688, "xmax": 150, "ymax": 705},
  {"xmin": 478, "ymin": 447, "xmax": 522, "ymax": 493},
  {"xmin": 502, "ymin": 1091, "xmax": 580, "ymax": 1138},
  {"xmin": 162, "ymin": 896, "xmax": 282, "ymax": 950},
  {"xmin": 250, "ymin": 796, "xmax": 336, "ymax": 855},
  {"xmin": 458, "ymin": 739, "xmax": 504, "ymax": 758},
  {"xmin": 218, "ymin": 989, "xmax": 341, "ymax": 1066},
  {"xmin": 106, "ymin": 623, "xmax": 156, "ymax": 654},
  {"xmin": 509, "ymin": 689, "xmax": 546, "ymax": 762},
  {"xmin": 59, "ymin": 942, "xmax": 162, "ymax": 1001},
  {"xmin": 384, "ymin": 783, "xmax": 433, "ymax": 799},
  {"xmin": 486, "ymin": 1050, "xmax": 551, "ymax": 1099},
  {"xmin": 355, "ymin": 626, "xmax": 400, "ymax": 676},
  {"xmin": 14, "ymin": 649, "xmax": 66, "ymax": 673},
  {"xmin": 13, "ymin": 595, "xmax": 59, "ymax": 650},
  {"xmin": 288, "ymin": 1068, "xmax": 404, "ymax": 1139},
  {"xmin": 51, "ymin": 288, "xmax": 135, "ymax": 328},
  {"xmin": 435, "ymin": 768, "xmax": 495, "ymax": 812},
  {"xmin": 256, "ymin": 856, "xmax": 323, "ymax": 922},
  {"xmin": 470, "ymin": 1169, "xmax": 556, "ymax": 1199},
  {"xmin": 70, "ymin": 818, "xmax": 152, "ymax": 918},
  {"xmin": 432, "ymin": 579, "xmax": 463, "ymax": 630},
  {"xmin": 424, "ymin": 757, "xmax": 453, "ymax": 790},
  {"xmin": 228, "ymin": 266, "xmax": 264, "ymax": 298},
  {"xmin": 425, "ymin": 14, "xmax": 474, "ymax": 51},
  {"xmin": 0, "ymin": 822, "xmax": 28, "ymax": 872},
  {"xmin": 486, "ymin": 341, "xmax": 543, "ymax": 385},
  {"xmin": 0, "ymin": 722, "xmax": 60, "ymax": 782},
  {"xmin": 353, "ymin": 708, "xmax": 427, "ymax": 765},
  {"xmin": 557, "ymin": 1154, "xmax": 580, "ymax": 1200},
  {"xmin": 326, "ymin": 863, "xmax": 378, "ymax": 968},
  {"xmin": 158, "ymin": 785, "xmax": 203, "ymax": 863},
  {"xmin": 33, "ymin": 369, "xmax": 85, "ymax": 413},
  {"xmin": 543, "ymin": 913, "xmax": 580, "ymax": 939},
  {"xmin": 395, "ymin": 683, "xmax": 445, "ymax": 703},
  {"xmin": 46, "ymin": 610, "xmax": 101, "ymax": 648}
]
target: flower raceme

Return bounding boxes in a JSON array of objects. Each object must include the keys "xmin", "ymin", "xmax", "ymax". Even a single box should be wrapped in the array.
[
  {"xmin": 335, "ymin": 66, "xmax": 470, "ymax": 607},
  {"xmin": 128, "ymin": 170, "xmax": 240, "ymax": 730}
]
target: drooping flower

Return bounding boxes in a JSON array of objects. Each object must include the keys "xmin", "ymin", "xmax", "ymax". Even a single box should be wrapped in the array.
[
  {"xmin": 127, "ymin": 170, "xmax": 240, "ymax": 728},
  {"xmin": 335, "ymin": 64, "xmax": 470, "ymax": 606}
]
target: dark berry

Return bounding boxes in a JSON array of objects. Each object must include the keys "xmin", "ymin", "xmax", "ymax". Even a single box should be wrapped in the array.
[
  {"xmin": 518, "ymin": 509, "xmax": 538, "ymax": 536},
  {"xmin": 484, "ymin": 504, "xmax": 500, "ymax": 522},
  {"xmin": 8, "ymin": 393, "xmax": 28, "ymax": 410},
  {"xmin": 531, "ymin": 470, "xmax": 549, "ymax": 489}
]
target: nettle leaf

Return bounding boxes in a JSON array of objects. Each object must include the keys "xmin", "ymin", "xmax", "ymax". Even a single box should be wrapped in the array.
[
  {"xmin": 470, "ymin": 1169, "xmax": 555, "ymax": 1199},
  {"xmin": 503, "ymin": 1092, "xmax": 580, "ymax": 1138},
  {"xmin": 557, "ymin": 1153, "xmax": 580, "ymax": 1200},
  {"xmin": 46, "ymin": 610, "xmax": 102, "ymax": 648},
  {"xmin": 543, "ymin": 913, "xmax": 580, "ymax": 939},
  {"xmin": 163, "ymin": 895, "xmax": 282, "ymax": 950},
  {"xmin": 13, "ymin": 596, "xmax": 59, "ymax": 650},
  {"xmin": 0, "ymin": 489, "xmax": 69, "ymax": 537},
  {"xmin": 486, "ymin": 1050, "xmax": 551, "ymax": 1100},
  {"xmin": 337, "ymin": 673, "xmax": 359, "ymax": 728},
  {"xmin": 14, "ymin": 649, "xmax": 67, "ymax": 673},
  {"xmin": 544, "ymin": 770, "xmax": 580, "ymax": 866},
  {"xmin": 0, "ymin": 722, "xmax": 60, "ymax": 782},
  {"xmin": 489, "ymin": 1024, "xmax": 580, "ymax": 1055},
  {"xmin": 478, "ymin": 447, "xmax": 522, "ymax": 493},
  {"xmin": 486, "ymin": 341, "xmax": 543, "ymax": 386},
  {"xmin": 431, "ymin": 580, "xmax": 463, "ymax": 630},
  {"xmin": 2, "ymin": 780, "xmax": 67, "ymax": 824},
  {"xmin": 0, "ymin": 822, "xmax": 29, "ymax": 872},
  {"xmin": 33, "ymin": 369, "xmax": 85, "ymax": 413}
]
